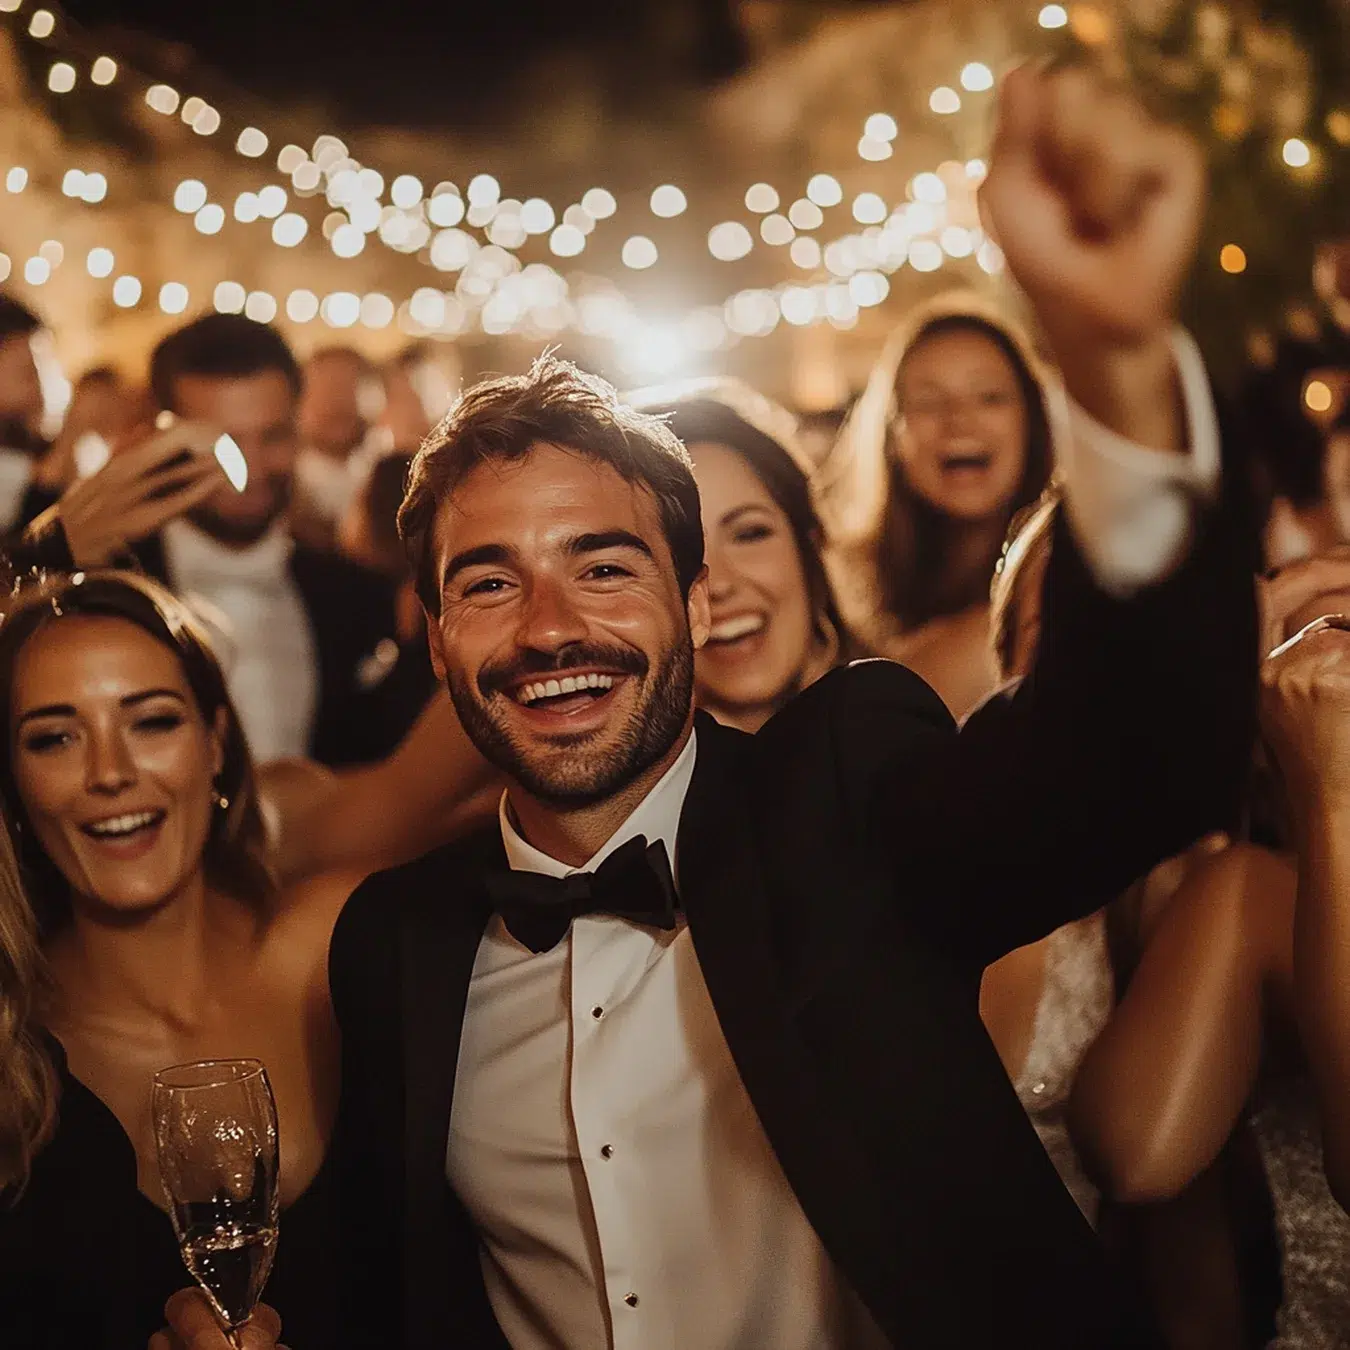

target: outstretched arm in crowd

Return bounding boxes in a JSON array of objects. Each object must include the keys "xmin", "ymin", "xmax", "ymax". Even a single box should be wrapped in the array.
[
  {"xmin": 1262, "ymin": 614, "xmax": 1350, "ymax": 1210},
  {"xmin": 260, "ymin": 690, "xmax": 500, "ymax": 883},
  {"xmin": 834, "ymin": 61, "xmax": 1257, "ymax": 967},
  {"xmin": 1066, "ymin": 842, "xmax": 1295, "ymax": 1201}
]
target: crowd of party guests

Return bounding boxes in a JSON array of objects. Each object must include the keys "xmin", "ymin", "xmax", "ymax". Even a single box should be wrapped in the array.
[{"xmin": 0, "ymin": 64, "xmax": 1349, "ymax": 1350}]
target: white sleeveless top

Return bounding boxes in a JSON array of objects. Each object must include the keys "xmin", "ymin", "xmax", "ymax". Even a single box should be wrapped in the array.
[{"xmin": 1012, "ymin": 912, "xmax": 1115, "ymax": 1225}]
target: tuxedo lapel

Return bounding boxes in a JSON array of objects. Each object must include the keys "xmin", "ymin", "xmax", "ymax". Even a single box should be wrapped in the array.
[
  {"xmin": 397, "ymin": 833, "xmax": 502, "ymax": 1343},
  {"xmin": 677, "ymin": 715, "xmax": 896, "ymax": 1331}
]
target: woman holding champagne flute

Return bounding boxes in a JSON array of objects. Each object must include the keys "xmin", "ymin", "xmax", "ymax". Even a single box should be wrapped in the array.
[{"xmin": 0, "ymin": 570, "xmax": 356, "ymax": 1348}]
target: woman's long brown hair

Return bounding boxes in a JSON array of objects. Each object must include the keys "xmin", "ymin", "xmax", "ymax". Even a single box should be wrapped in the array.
[
  {"xmin": 817, "ymin": 292, "xmax": 1053, "ymax": 645},
  {"xmin": 0, "ymin": 569, "xmax": 275, "ymax": 1196}
]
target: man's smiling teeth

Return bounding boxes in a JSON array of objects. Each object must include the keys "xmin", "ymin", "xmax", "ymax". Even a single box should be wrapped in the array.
[
  {"xmin": 709, "ymin": 614, "xmax": 765, "ymax": 643},
  {"xmin": 515, "ymin": 673, "xmax": 616, "ymax": 705},
  {"xmin": 84, "ymin": 810, "xmax": 162, "ymax": 838}
]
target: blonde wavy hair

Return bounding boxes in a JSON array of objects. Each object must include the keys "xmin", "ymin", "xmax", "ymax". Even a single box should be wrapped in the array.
[{"xmin": 0, "ymin": 810, "xmax": 56, "ymax": 1197}]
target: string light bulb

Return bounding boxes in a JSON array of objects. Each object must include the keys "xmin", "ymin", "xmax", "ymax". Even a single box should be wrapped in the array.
[
  {"xmin": 214, "ymin": 281, "xmax": 246, "ymax": 314},
  {"xmin": 1282, "ymin": 137, "xmax": 1312, "ymax": 168},
  {"xmin": 28, "ymin": 9, "xmax": 54, "ymax": 38},
  {"xmin": 1306, "ymin": 379, "xmax": 1333, "ymax": 413},
  {"xmin": 930, "ymin": 87, "xmax": 961, "ymax": 115},
  {"xmin": 145, "ymin": 85, "xmax": 179, "ymax": 115},
  {"xmin": 47, "ymin": 62, "xmax": 75, "ymax": 93},
  {"xmin": 1219, "ymin": 244, "xmax": 1247, "ymax": 274},
  {"xmin": 286, "ymin": 289, "xmax": 319, "ymax": 323},
  {"xmin": 390, "ymin": 174, "xmax": 423, "ymax": 209},
  {"xmin": 245, "ymin": 291, "xmax": 278, "ymax": 323},
  {"xmin": 24, "ymin": 257, "xmax": 50, "ymax": 286},
  {"xmin": 960, "ymin": 63, "xmax": 994, "ymax": 92},
  {"xmin": 159, "ymin": 282, "xmax": 189, "ymax": 315},
  {"xmin": 173, "ymin": 179, "xmax": 207, "ymax": 213},
  {"xmin": 86, "ymin": 247, "xmax": 114, "ymax": 278},
  {"xmin": 581, "ymin": 187, "xmax": 616, "ymax": 220},
  {"xmin": 650, "ymin": 185, "xmax": 687, "ymax": 218},
  {"xmin": 90, "ymin": 56, "xmax": 117, "ymax": 86},
  {"xmin": 1038, "ymin": 4, "xmax": 1069, "ymax": 27},
  {"xmin": 112, "ymin": 275, "xmax": 142, "ymax": 307},
  {"xmin": 622, "ymin": 235, "xmax": 659, "ymax": 269},
  {"xmin": 236, "ymin": 127, "xmax": 268, "ymax": 158},
  {"xmin": 194, "ymin": 203, "xmax": 225, "ymax": 234},
  {"xmin": 806, "ymin": 174, "xmax": 842, "ymax": 208}
]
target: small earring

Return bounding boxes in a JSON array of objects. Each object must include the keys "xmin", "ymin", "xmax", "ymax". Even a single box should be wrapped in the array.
[{"xmin": 211, "ymin": 787, "xmax": 230, "ymax": 812}]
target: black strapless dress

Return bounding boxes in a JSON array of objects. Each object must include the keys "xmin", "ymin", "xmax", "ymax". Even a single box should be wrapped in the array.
[{"xmin": 0, "ymin": 1045, "xmax": 339, "ymax": 1349}]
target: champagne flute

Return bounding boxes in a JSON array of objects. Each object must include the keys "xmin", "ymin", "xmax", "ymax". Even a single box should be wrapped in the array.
[{"xmin": 152, "ymin": 1059, "xmax": 280, "ymax": 1348}]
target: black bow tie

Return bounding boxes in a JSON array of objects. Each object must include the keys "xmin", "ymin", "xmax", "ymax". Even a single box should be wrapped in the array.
[{"xmin": 485, "ymin": 834, "xmax": 679, "ymax": 954}]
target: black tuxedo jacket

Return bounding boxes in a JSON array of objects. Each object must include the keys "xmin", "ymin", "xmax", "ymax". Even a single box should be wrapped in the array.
[
  {"xmin": 13, "ymin": 481, "xmax": 431, "ymax": 768},
  {"xmin": 329, "ymin": 477, "xmax": 1257, "ymax": 1348}
]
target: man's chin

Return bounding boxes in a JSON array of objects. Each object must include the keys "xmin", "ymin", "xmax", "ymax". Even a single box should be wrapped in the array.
[{"xmin": 186, "ymin": 503, "xmax": 286, "ymax": 546}]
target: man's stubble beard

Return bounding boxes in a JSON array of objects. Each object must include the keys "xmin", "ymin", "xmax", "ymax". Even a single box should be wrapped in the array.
[
  {"xmin": 187, "ymin": 476, "xmax": 292, "ymax": 546},
  {"xmin": 447, "ymin": 634, "xmax": 695, "ymax": 809}
]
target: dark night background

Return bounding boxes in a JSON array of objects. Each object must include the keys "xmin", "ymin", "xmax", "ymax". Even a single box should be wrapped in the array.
[{"xmin": 57, "ymin": 0, "xmax": 765, "ymax": 126}]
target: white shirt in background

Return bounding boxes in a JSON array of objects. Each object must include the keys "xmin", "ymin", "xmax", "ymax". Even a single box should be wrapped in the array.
[
  {"xmin": 162, "ymin": 520, "xmax": 317, "ymax": 763},
  {"xmin": 0, "ymin": 446, "xmax": 33, "ymax": 533},
  {"xmin": 447, "ymin": 332, "xmax": 1222, "ymax": 1350}
]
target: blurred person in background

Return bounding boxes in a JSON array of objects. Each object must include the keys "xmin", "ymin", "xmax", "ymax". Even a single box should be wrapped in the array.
[
  {"xmin": 0, "ymin": 296, "xmax": 50, "ymax": 532},
  {"xmin": 985, "ymin": 493, "xmax": 1292, "ymax": 1349},
  {"xmin": 1240, "ymin": 342, "xmax": 1350, "ymax": 568},
  {"xmin": 816, "ymin": 294, "xmax": 1053, "ymax": 720},
  {"xmin": 23, "ymin": 314, "xmax": 430, "ymax": 768},
  {"xmin": 379, "ymin": 343, "xmax": 444, "ymax": 451},
  {"xmin": 336, "ymin": 451, "xmax": 421, "ymax": 643},
  {"xmin": 0, "ymin": 571, "xmax": 361, "ymax": 1350},
  {"xmin": 29, "ymin": 366, "xmax": 149, "ymax": 495},
  {"xmin": 294, "ymin": 345, "xmax": 384, "ymax": 548}
]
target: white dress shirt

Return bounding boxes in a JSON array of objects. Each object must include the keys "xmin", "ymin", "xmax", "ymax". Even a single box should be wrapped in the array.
[
  {"xmin": 446, "ymin": 334, "xmax": 1223, "ymax": 1350},
  {"xmin": 0, "ymin": 445, "xmax": 33, "ymax": 533},
  {"xmin": 162, "ymin": 520, "xmax": 317, "ymax": 763}
]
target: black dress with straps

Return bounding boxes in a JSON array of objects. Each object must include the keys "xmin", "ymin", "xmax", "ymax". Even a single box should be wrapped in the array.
[{"xmin": 0, "ymin": 1042, "xmax": 338, "ymax": 1349}]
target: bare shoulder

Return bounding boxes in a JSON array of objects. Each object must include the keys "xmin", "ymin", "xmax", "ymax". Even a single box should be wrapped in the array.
[
  {"xmin": 880, "ymin": 605, "xmax": 999, "ymax": 721},
  {"xmin": 1137, "ymin": 839, "xmax": 1296, "ymax": 946},
  {"xmin": 262, "ymin": 868, "xmax": 374, "ymax": 972}
]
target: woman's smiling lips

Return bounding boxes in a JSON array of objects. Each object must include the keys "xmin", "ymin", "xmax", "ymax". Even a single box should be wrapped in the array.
[{"xmin": 77, "ymin": 807, "xmax": 168, "ymax": 860}]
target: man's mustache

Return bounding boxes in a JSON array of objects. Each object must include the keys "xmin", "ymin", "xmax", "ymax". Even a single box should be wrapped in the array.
[{"xmin": 477, "ymin": 643, "xmax": 647, "ymax": 699}]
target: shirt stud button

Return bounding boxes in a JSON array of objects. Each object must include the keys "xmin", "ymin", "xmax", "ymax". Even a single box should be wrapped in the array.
[
  {"xmin": 591, "ymin": 1005, "xmax": 604, "ymax": 1020},
  {"xmin": 624, "ymin": 1292, "xmax": 639, "ymax": 1308},
  {"xmin": 600, "ymin": 1143, "xmax": 614, "ymax": 1159}
]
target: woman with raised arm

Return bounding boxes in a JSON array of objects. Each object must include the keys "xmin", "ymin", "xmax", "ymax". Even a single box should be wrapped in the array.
[
  {"xmin": 1261, "ymin": 611, "xmax": 1350, "ymax": 1216},
  {"xmin": 815, "ymin": 293, "xmax": 1054, "ymax": 719},
  {"xmin": 0, "ymin": 570, "xmax": 357, "ymax": 1349},
  {"xmin": 1068, "ymin": 564, "xmax": 1350, "ymax": 1347}
]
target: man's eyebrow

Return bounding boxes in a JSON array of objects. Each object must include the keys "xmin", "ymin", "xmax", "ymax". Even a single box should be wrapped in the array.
[
  {"xmin": 568, "ymin": 530, "xmax": 654, "ymax": 561},
  {"xmin": 441, "ymin": 543, "xmax": 512, "ymax": 589}
]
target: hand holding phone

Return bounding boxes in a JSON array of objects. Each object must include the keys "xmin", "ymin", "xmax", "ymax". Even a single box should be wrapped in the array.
[{"xmin": 32, "ymin": 420, "xmax": 245, "ymax": 566}]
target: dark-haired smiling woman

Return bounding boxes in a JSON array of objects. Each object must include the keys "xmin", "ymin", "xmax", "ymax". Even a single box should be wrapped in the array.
[{"xmin": 0, "ymin": 571, "xmax": 354, "ymax": 1349}]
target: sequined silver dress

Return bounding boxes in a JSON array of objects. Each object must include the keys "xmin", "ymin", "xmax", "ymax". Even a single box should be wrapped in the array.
[
  {"xmin": 1253, "ymin": 1074, "xmax": 1350, "ymax": 1347},
  {"xmin": 1013, "ymin": 912, "xmax": 1115, "ymax": 1225}
]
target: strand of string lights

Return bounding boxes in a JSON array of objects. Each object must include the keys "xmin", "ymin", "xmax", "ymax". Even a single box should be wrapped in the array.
[{"xmin": 0, "ymin": 0, "xmax": 1337, "ymax": 375}]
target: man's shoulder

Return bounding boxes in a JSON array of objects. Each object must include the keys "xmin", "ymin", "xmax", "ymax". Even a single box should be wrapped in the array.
[
  {"xmin": 756, "ymin": 658, "xmax": 955, "ymax": 759},
  {"xmin": 335, "ymin": 824, "xmax": 501, "ymax": 939}
]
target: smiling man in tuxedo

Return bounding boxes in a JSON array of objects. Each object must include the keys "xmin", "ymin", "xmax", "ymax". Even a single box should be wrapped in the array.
[{"xmin": 324, "ymin": 66, "xmax": 1258, "ymax": 1350}]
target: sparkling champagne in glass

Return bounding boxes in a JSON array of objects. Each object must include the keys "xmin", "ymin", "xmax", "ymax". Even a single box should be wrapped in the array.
[{"xmin": 152, "ymin": 1059, "xmax": 280, "ymax": 1346}]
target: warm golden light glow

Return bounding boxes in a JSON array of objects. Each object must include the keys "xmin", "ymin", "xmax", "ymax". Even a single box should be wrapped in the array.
[
  {"xmin": 1219, "ymin": 244, "xmax": 1247, "ymax": 274},
  {"xmin": 1306, "ymin": 379, "xmax": 1333, "ymax": 413}
]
